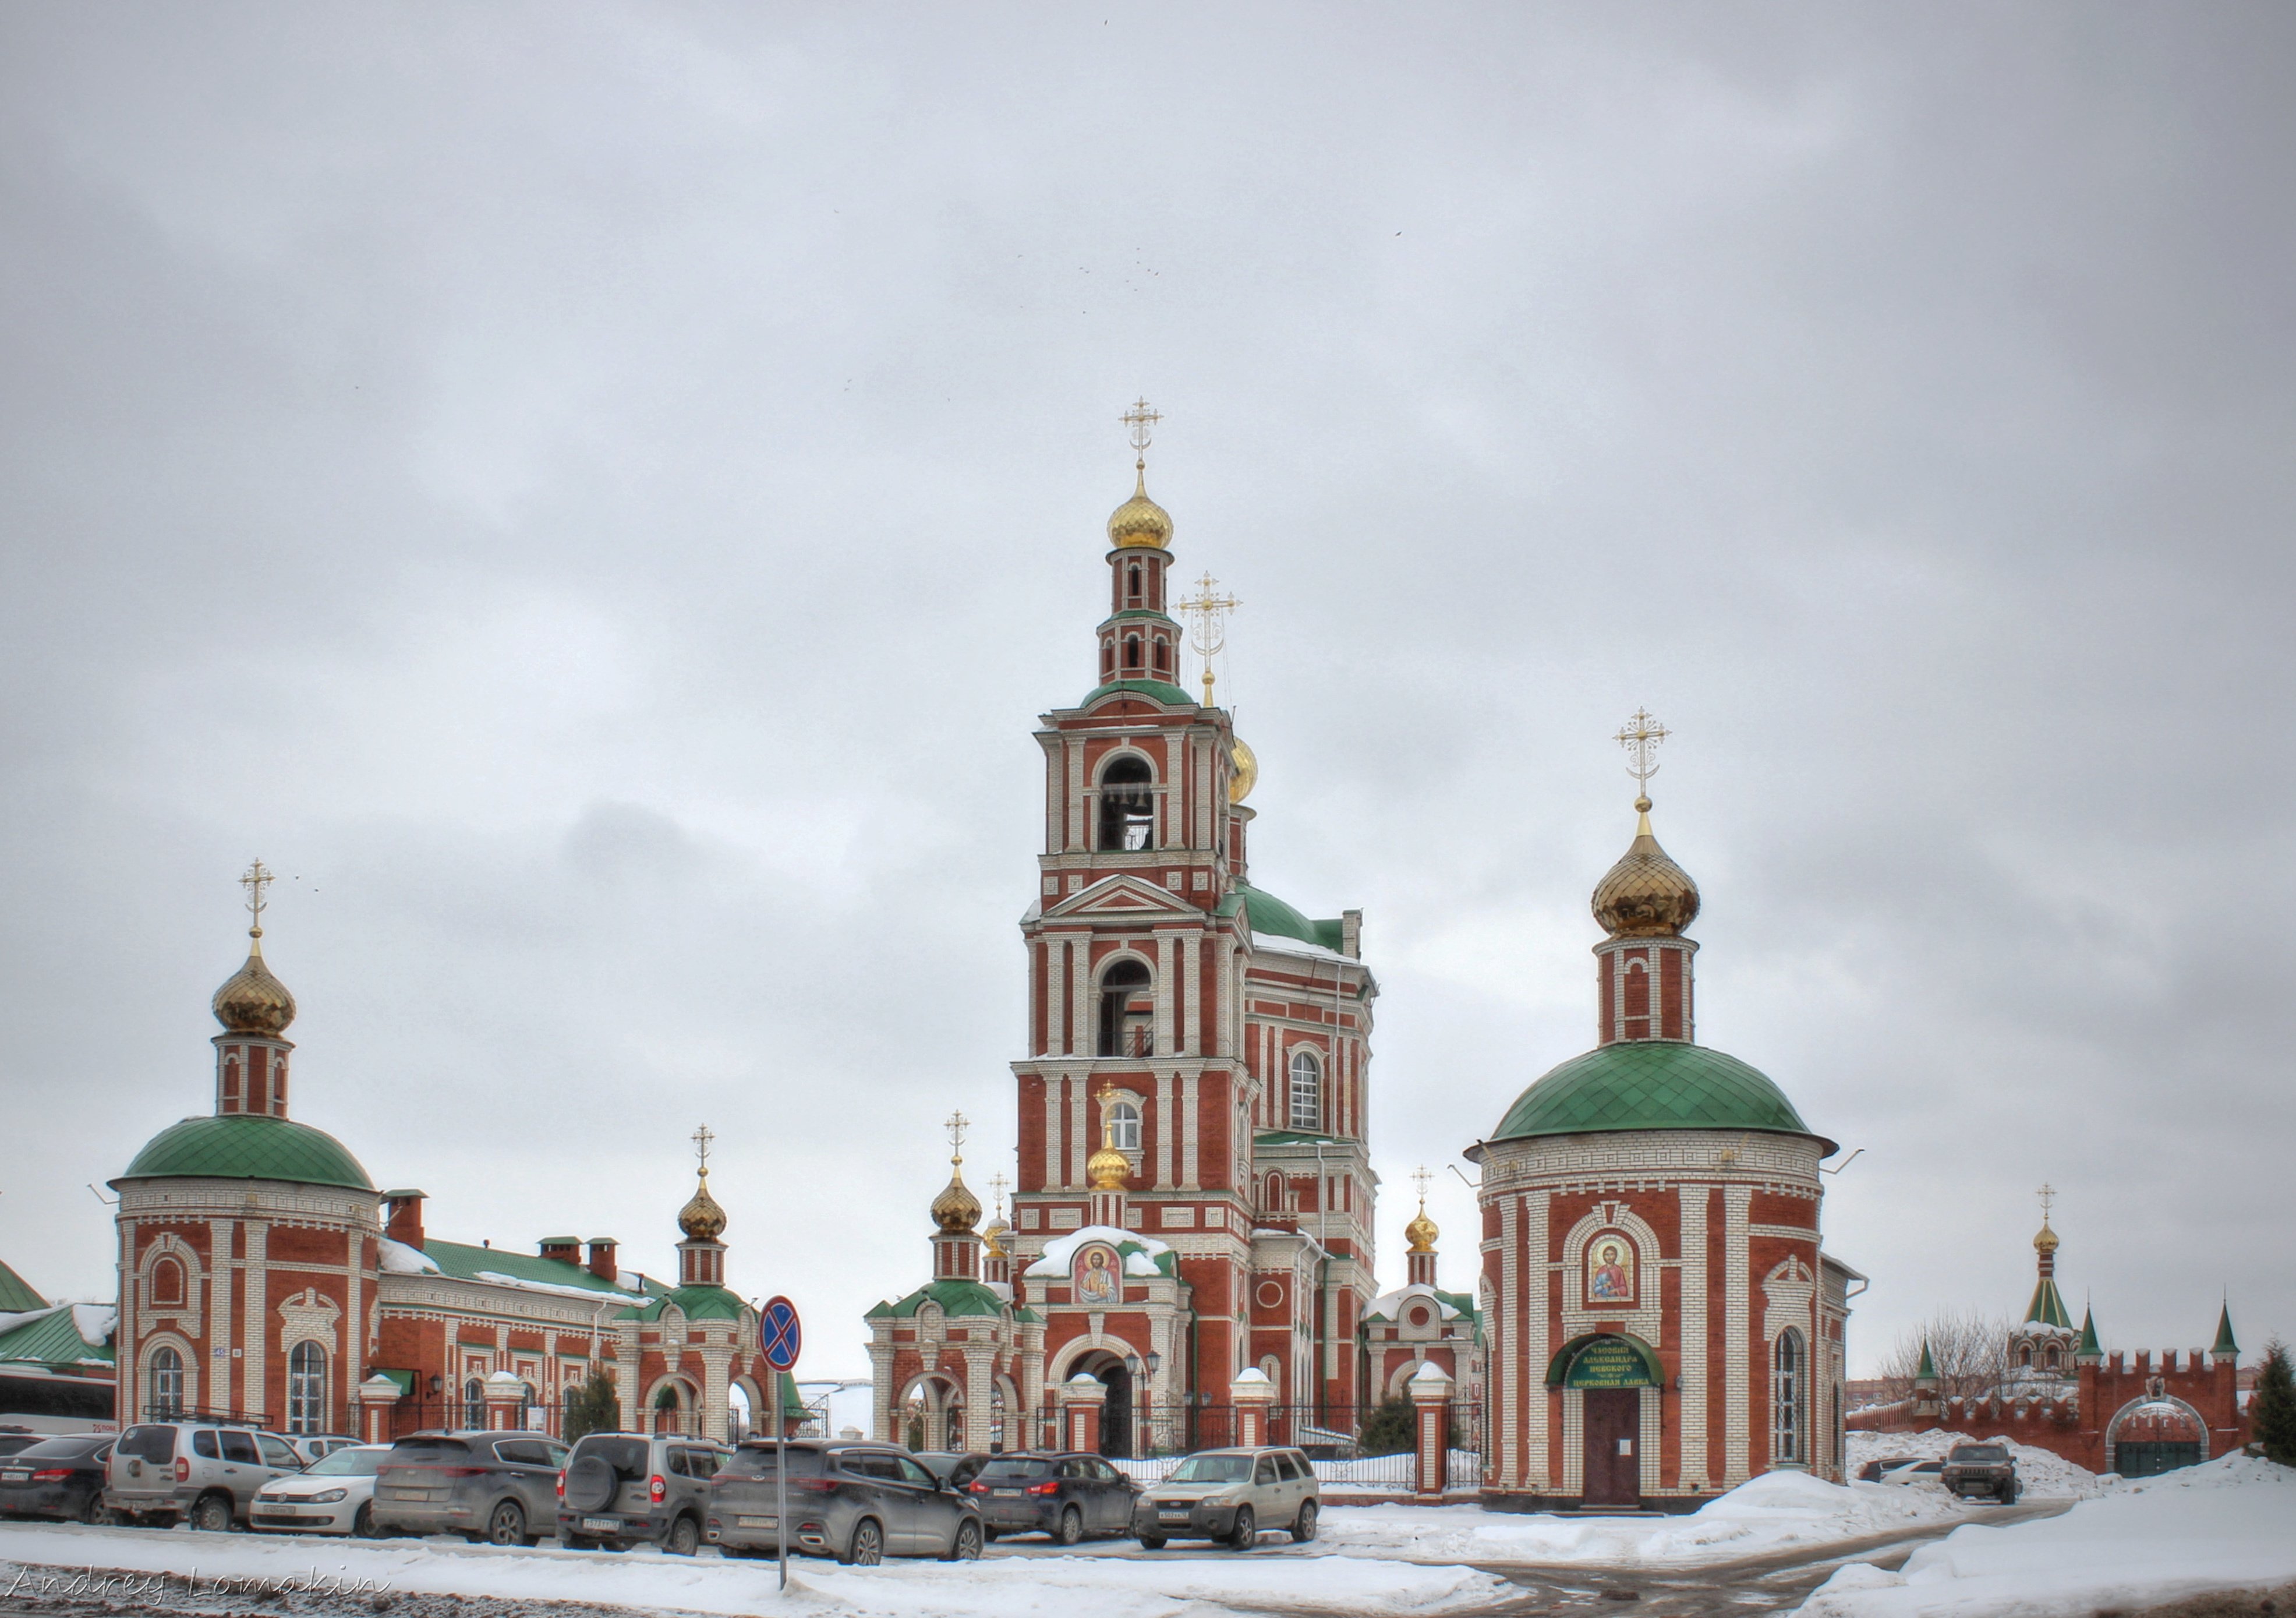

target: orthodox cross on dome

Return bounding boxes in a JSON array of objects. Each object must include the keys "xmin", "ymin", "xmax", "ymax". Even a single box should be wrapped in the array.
[
  {"xmin": 239, "ymin": 859, "xmax": 274, "ymax": 939},
  {"xmin": 1615, "ymin": 708, "xmax": 1669, "ymax": 808},
  {"xmin": 944, "ymin": 1110, "xmax": 969, "ymax": 1165},
  {"xmin": 1411, "ymin": 1165, "xmax": 1432, "ymax": 1206},
  {"xmin": 2037, "ymin": 1183, "xmax": 2056, "ymax": 1222},
  {"xmin": 691, "ymin": 1124, "xmax": 714, "ymax": 1173},
  {"xmin": 988, "ymin": 1172, "xmax": 1009, "ymax": 1222},
  {"xmin": 1176, "ymin": 571, "xmax": 1241, "ymax": 707},
  {"xmin": 1120, "ymin": 397, "xmax": 1162, "ymax": 471}
]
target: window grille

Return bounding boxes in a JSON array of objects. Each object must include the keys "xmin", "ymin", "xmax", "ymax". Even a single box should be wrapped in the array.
[{"xmin": 1773, "ymin": 1329, "xmax": 1804, "ymax": 1464}]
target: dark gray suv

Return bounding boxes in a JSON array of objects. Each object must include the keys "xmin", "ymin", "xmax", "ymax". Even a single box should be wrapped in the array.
[
  {"xmin": 706, "ymin": 1440, "xmax": 982, "ymax": 1566},
  {"xmin": 556, "ymin": 1432, "xmax": 728, "ymax": 1555},
  {"xmin": 369, "ymin": 1431, "xmax": 568, "ymax": 1546}
]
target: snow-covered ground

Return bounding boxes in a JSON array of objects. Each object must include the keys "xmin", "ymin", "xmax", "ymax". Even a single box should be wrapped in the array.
[
  {"xmin": 1317, "ymin": 1470, "xmax": 1975, "ymax": 1566},
  {"xmin": 1800, "ymin": 1454, "xmax": 2296, "ymax": 1617},
  {"xmin": 0, "ymin": 1523, "xmax": 1508, "ymax": 1618},
  {"xmin": 1845, "ymin": 1428, "xmax": 2109, "ymax": 1499}
]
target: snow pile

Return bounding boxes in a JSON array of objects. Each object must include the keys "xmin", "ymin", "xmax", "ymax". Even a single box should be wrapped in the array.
[
  {"xmin": 1024, "ymin": 1226, "xmax": 1173, "ymax": 1280},
  {"xmin": 1845, "ymin": 1428, "xmax": 2109, "ymax": 1498},
  {"xmin": 1800, "ymin": 1453, "xmax": 2296, "ymax": 1617},
  {"xmin": 377, "ymin": 1238, "xmax": 440, "ymax": 1275},
  {"xmin": 1317, "ymin": 1469, "xmax": 1969, "ymax": 1566},
  {"xmin": 0, "ymin": 1524, "xmax": 1508, "ymax": 1618}
]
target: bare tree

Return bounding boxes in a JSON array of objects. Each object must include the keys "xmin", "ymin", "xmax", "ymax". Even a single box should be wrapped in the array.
[{"xmin": 1875, "ymin": 1309, "xmax": 2013, "ymax": 1408}]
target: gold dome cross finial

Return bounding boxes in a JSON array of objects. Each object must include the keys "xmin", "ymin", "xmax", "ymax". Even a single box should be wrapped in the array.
[
  {"xmin": 1177, "ymin": 570, "xmax": 1241, "ymax": 708},
  {"xmin": 239, "ymin": 859, "xmax": 274, "ymax": 942},
  {"xmin": 678, "ymin": 1123, "xmax": 728, "ymax": 1241},
  {"xmin": 944, "ymin": 1110, "xmax": 970, "ymax": 1165},
  {"xmin": 988, "ymin": 1172, "xmax": 1009, "ymax": 1223},
  {"xmin": 1121, "ymin": 397, "xmax": 1162, "ymax": 469},
  {"xmin": 1615, "ymin": 709, "xmax": 1669, "ymax": 818},
  {"xmin": 692, "ymin": 1123, "xmax": 715, "ymax": 1173}
]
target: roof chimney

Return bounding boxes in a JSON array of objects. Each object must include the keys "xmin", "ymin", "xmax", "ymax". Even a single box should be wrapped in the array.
[
  {"xmin": 586, "ymin": 1237, "xmax": 619, "ymax": 1283},
  {"xmin": 381, "ymin": 1190, "xmax": 426, "ymax": 1251}
]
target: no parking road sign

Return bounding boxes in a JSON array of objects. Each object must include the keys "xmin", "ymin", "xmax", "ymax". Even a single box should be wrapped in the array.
[{"xmin": 762, "ymin": 1295, "xmax": 802, "ymax": 1372}]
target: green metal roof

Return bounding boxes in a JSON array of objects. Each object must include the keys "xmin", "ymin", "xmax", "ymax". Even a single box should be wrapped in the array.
[
  {"xmin": 424, "ymin": 1239, "xmax": 657, "ymax": 1299},
  {"xmin": 1916, "ymin": 1340, "xmax": 1938, "ymax": 1381},
  {"xmin": 1488, "ymin": 1041, "xmax": 1825, "ymax": 1147},
  {"xmin": 2076, "ymin": 1309, "xmax": 2101, "ymax": 1359},
  {"xmin": 2025, "ymin": 1276, "xmax": 2073, "ymax": 1331},
  {"xmin": 867, "ymin": 1277, "xmax": 1037, "ymax": 1323},
  {"xmin": 1253, "ymin": 1129, "xmax": 1342, "ymax": 1147},
  {"xmin": 0, "ymin": 1306, "xmax": 113, "ymax": 1369},
  {"xmin": 625, "ymin": 1284, "xmax": 744, "ymax": 1323},
  {"xmin": 2213, "ymin": 1303, "xmax": 2239, "ymax": 1359},
  {"xmin": 121, "ymin": 1114, "xmax": 374, "ymax": 1192},
  {"xmin": 1237, "ymin": 885, "xmax": 1343, "ymax": 953},
  {"xmin": 0, "ymin": 1259, "xmax": 47, "ymax": 1314},
  {"xmin": 1081, "ymin": 679, "xmax": 1195, "ymax": 708}
]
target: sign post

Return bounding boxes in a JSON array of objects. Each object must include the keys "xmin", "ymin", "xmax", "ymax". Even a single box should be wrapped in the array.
[{"xmin": 760, "ymin": 1296, "xmax": 803, "ymax": 1592}]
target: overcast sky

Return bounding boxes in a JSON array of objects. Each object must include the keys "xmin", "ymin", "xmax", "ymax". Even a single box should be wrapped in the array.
[{"xmin": 3, "ymin": 5, "xmax": 2290, "ymax": 1380}]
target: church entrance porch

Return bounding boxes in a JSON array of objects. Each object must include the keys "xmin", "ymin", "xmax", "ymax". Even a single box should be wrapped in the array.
[
  {"xmin": 1581, "ymin": 1389, "xmax": 1641, "ymax": 1507},
  {"xmin": 1074, "ymin": 1354, "xmax": 1135, "ymax": 1458}
]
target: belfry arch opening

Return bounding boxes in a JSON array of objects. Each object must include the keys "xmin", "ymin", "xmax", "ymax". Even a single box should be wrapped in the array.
[
  {"xmin": 1098, "ymin": 756, "xmax": 1155, "ymax": 851},
  {"xmin": 1098, "ymin": 959, "xmax": 1153, "ymax": 1057}
]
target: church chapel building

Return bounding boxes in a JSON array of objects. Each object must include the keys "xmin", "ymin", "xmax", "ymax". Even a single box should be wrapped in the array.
[
  {"xmin": 1469, "ymin": 755, "xmax": 1858, "ymax": 1511},
  {"xmin": 109, "ymin": 883, "xmax": 799, "ymax": 1446},
  {"xmin": 868, "ymin": 417, "xmax": 1406, "ymax": 1455}
]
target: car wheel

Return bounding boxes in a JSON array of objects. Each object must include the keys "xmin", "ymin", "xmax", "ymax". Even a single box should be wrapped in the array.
[
  {"xmin": 190, "ymin": 1493, "xmax": 234, "ymax": 1534},
  {"xmin": 1055, "ymin": 1505, "xmax": 1082, "ymax": 1546},
  {"xmin": 666, "ymin": 1515, "xmax": 701, "ymax": 1557},
  {"xmin": 1227, "ymin": 1505, "xmax": 1255, "ymax": 1551},
  {"xmin": 77, "ymin": 1492, "xmax": 108, "ymax": 1525},
  {"xmin": 486, "ymin": 1501, "xmax": 526, "ymax": 1548},
  {"xmin": 1137, "ymin": 1534, "xmax": 1167, "ymax": 1550},
  {"xmin": 838, "ymin": 1517, "xmax": 883, "ymax": 1567},
  {"xmin": 1290, "ymin": 1501, "xmax": 1318, "ymax": 1543},
  {"xmin": 943, "ymin": 1518, "xmax": 982, "ymax": 1562},
  {"xmin": 352, "ymin": 1503, "xmax": 381, "ymax": 1539}
]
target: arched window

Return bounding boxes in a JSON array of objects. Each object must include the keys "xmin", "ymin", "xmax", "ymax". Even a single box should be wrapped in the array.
[
  {"xmin": 2043, "ymin": 1344, "xmax": 2061, "ymax": 1371},
  {"xmin": 1773, "ymin": 1329, "xmax": 1805, "ymax": 1464},
  {"xmin": 1289, "ymin": 1049, "xmax": 1322, "ymax": 1132},
  {"xmin": 151, "ymin": 1257, "xmax": 185, "ymax": 1308},
  {"xmin": 1098, "ymin": 959, "xmax": 1153, "ymax": 1057},
  {"xmin": 1097, "ymin": 755, "xmax": 1155, "ymax": 851},
  {"xmin": 464, "ymin": 1378, "xmax": 486, "ymax": 1430},
  {"xmin": 1152, "ymin": 637, "xmax": 1169, "ymax": 673},
  {"xmin": 1127, "ymin": 563, "xmax": 1142, "ymax": 602},
  {"xmin": 149, "ymin": 1345, "xmax": 183, "ymax": 1420},
  {"xmin": 1123, "ymin": 634, "xmax": 1141, "ymax": 670},
  {"xmin": 2015, "ymin": 1341, "xmax": 2032, "ymax": 1368},
  {"xmin": 521, "ymin": 1381, "xmax": 537, "ymax": 1430},
  {"xmin": 1110, "ymin": 1100, "xmax": 1141, "ymax": 1151},
  {"xmin": 288, "ymin": 1341, "xmax": 326, "ymax": 1434},
  {"xmin": 1263, "ymin": 1172, "xmax": 1285, "ymax": 1213}
]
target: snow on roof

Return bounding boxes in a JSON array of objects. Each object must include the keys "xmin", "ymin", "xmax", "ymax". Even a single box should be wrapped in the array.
[
  {"xmin": 1250, "ymin": 931, "xmax": 1355, "ymax": 966},
  {"xmin": 70, "ymin": 1303, "xmax": 116, "ymax": 1345},
  {"xmin": 1023, "ymin": 1225, "xmax": 1173, "ymax": 1279},
  {"xmin": 1366, "ymin": 1284, "xmax": 1460, "ymax": 1323},
  {"xmin": 473, "ymin": 1270, "xmax": 646, "ymax": 1305},
  {"xmin": 378, "ymin": 1238, "xmax": 440, "ymax": 1275}
]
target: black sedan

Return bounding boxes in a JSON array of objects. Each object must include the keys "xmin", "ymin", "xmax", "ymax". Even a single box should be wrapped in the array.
[
  {"xmin": 0, "ymin": 1433, "xmax": 114, "ymax": 1523},
  {"xmin": 963, "ymin": 1452, "xmax": 1140, "ymax": 1544}
]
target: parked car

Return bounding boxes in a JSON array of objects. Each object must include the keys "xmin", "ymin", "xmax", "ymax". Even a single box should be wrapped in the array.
[
  {"xmin": 1133, "ymin": 1447, "xmax": 1318, "ymax": 1550},
  {"xmin": 0, "ymin": 1433, "xmax": 114, "ymax": 1523},
  {"xmin": 555, "ymin": 1432, "xmax": 728, "ymax": 1555},
  {"xmin": 964, "ymin": 1451, "xmax": 1139, "ymax": 1544},
  {"xmin": 704, "ymin": 1439, "xmax": 982, "ymax": 1566},
  {"xmin": 911, "ymin": 1451, "xmax": 992, "ymax": 1491},
  {"xmin": 250, "ymin": 1443, "xmax": 393, "ymax": 1537},
  {"xmin": 1877, "ymin": 1458, "xmax": 1945, "ymax": 1488},
  {"xmin": 370, "ymin": 1431, "xmax": 568, "ymax": 1546},
  {"xmin": 1856, "ymin": 1456, "xmax": 1919, "ymax": 1483},
  {"xmin": 104, "ymin": 1421, "xmax": 308, "ymax": 1530},
  {"xmin": 1940, "ymin": 1443, "xmax": 2020, "ymax": 1503},
  {"xmin": 282, "ymin": 1434, "xmax": 364, "ymax": 1468},
  {"xmin": 0, "ymin": 1428, "xmax": 47, "ymax": 1460}
]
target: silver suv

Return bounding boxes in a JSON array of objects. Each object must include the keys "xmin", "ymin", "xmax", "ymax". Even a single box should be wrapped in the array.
[
  {"xmin": 705, "ymin": 1440, "xmax": 983, "ymax": 1566},
  {"xmin": 1133, "ymin": 1447, "xmax": 1319, "ymax": 1550},
  {"xmin": 370, "ymin": 1431, "xmax": 569, "ymax": 1546},
  {"xmin": 557, "ymin": 1432, "xmax": 728, "ymax": 1555},
  {"xmin": 105, "ymin": 1422, "xmax": 309, "ymax": 1530}
]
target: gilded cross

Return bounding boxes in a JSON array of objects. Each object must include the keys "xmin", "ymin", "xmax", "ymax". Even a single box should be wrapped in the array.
[
  {"xmin": 1120, "ymin": 397, "xmax": 1162, "ymax": 464},
  {"xmin": 239, "ymin": 859, "xmax": 274, "ymax": 937},
  {"xmin": 944, "ymin": 1111, "xmax": 969, "ymax": 1163},
  {"xmin": 988, "ymin": 1172, "xmax": 1010, "ymax": 1221},
  {"xmin": 1615, "ymin": 709, "xmax": 1669, "ymax": 799},
  {"xmin": 1411, "ymin": 1165, "xmax": 1432, "ymax": 1204},
  {"xmin": 1176, "ymin": 571, "xmax": 1241, "ymax": 706},
  {"xmin": 691, "ymin": 1124, "xmax": 714, "ymax": 1172},
  {"xmin": 2037, "ymin": 1183, "xmax": 2056, "ymax": 1223}
]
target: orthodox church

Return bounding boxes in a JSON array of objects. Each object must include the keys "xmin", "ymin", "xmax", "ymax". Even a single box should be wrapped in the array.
[
  {"xmin": 865, "ymin": 409, "xmax": 1484, "ymax": 1456},
  {"xmin": 108, "ymin": 878, "xmax": 799, "ymax": 1444}
]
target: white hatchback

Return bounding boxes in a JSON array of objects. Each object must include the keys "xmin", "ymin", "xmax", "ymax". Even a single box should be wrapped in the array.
[{"xmin": 249, "ymin": 1444, "xmax": 393, "ymax": 1537}]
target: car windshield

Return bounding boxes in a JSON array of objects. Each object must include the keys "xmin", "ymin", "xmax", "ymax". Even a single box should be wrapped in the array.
[
  {"xmin": 1165, "ymin": 1455, "xmax": 1253, "ymax": 1483},
  {"xmin": 306, "ymin": 1448, "xmax": 388, "ymax": 1476},
  {"xmin": 978, "ymin": 1457, "xmax": 1053, "ymax": 1480},
  {"xmin": 1950, "ymin": 1446, "xmax": 2007, "ymax": 1463}
]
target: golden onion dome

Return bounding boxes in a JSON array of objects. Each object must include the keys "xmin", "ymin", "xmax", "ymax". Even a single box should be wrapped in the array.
[
  {"xmin": 931, "ymin": 1165, "xmax": 982, "ymax": 1233},
  {"xmin": 1591, "ymin": 797, "xmax": 1701, "ymax": 938},
  {"xmin": 1405, "ymin": 1204, "xmax": 1439, "ymax": 1255},
  {"xmin": 678, "ymin": 1169, "xmax": 728, "ymax": 1240},
  {"xmin": 2033, "ymin": 1220, "xmax": 2060, "ymax": 1255},
  {"xmin": 1228, "ymin": 736, "xmax": 1258, "ymax": 804},
  {"xmin": 213, "ymin": 936, "xmax": 296, "ymax": 1036},
  {"xmin": 980, "ymin": 1217, "xmax": 1010, "ymax": 1260},
  {"xmin": 1087, "ymin": 1139, "xmax": 1131, "ymax": 1192},
  {"xmin": 1107, "ymin": 468, "xmax": 1173, "ymax": 551}
]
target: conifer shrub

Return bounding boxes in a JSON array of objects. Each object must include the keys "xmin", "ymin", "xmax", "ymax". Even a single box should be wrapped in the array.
[{"xmin": 2252, "ymin": 1340, "xmax": 2296, "ymax": 1467}]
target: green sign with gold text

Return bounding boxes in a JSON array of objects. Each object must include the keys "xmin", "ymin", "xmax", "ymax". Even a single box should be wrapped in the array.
[{"xmin": 1564, "ymin": 1336, "xmax": 1659, "ymax": 1389}]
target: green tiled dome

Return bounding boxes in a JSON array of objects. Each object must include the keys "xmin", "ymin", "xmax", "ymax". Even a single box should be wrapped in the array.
[
  {"xmin": 121, "ymin": 1115, "xmax": 373, "ymax": 1192},
  {"xmin": 1490, "ymin": 1041, "xmax": 1827, "ymax": 1149}
]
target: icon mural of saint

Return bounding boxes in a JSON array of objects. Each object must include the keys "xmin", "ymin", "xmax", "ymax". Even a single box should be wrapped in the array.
[
  {"xmin": 1589, "ymin": 1238, "xmax": 1633, "ymax": 1304},
  {"xmin": 1077, "ymin": 1245, "xmax": 1119, "ymax": 1304}
]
